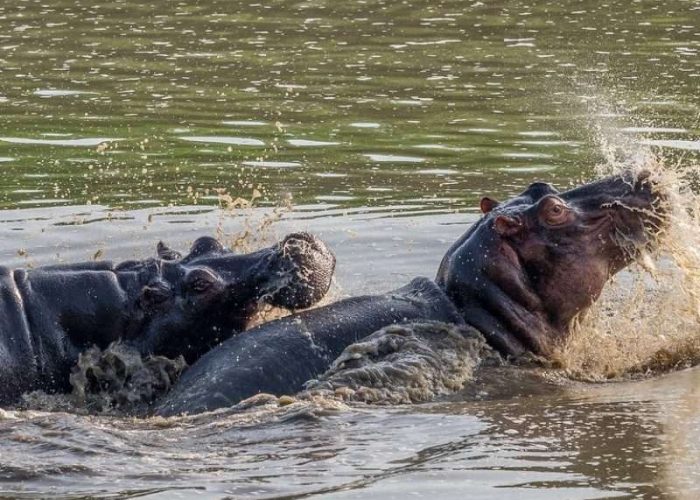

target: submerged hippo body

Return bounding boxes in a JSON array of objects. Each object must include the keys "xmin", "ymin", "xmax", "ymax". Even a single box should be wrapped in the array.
[
  {"xmin": 0, "ymin": 233, "xmax": 335, "ymax": 406},
  {"xmin": 157, "ymin": 277, "xmax": 464, "ymax": 415},
  {"xmin": 157, "ymin": 171, "xmax": 664, "ymax": 416}
]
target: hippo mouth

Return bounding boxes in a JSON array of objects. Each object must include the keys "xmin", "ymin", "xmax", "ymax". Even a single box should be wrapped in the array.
[{"xmin": 437, "ymin": 170, "xmax": 668, "ymax": 359}]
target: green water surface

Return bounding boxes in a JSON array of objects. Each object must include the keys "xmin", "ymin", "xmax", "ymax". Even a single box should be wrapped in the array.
[{"xmin": 0, "ymin": 0, "xmax": 697, "ymax": 212}]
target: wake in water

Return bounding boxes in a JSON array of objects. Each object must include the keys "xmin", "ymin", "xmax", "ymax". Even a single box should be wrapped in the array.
[
  {"xmin": 70, "ymin": 343, "xmax": 187, "ymax": 413},
  {"xmin": 303, "ymin": 322, "xmax": 500, "ymax": 404},
  {"xmin": 21, "ymin": 343, "xmax": 187, "ymax": 415}
]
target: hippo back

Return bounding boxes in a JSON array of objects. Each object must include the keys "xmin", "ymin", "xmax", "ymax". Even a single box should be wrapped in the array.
[
  {"xmin": 156, "ymin": 277, "xmax": 464, "ymax": 416},
  {"xmin": 0, "ymin": 267, "xmax": 42, "ymax": 403}
]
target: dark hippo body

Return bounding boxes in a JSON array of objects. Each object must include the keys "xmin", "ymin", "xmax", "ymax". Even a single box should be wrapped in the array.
[
  {"xmin": 157, "ymin": 171, "xmax": 665, "ymax": 416},
  {"xmin": 157, "ymin": 278, "xmax": 463, "ymax": 415},
  {"xmin": 0, "ymin": 233, "xmax": 335, "ymax": 406}
]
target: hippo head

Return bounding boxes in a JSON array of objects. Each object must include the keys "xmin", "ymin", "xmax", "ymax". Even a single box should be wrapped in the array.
[
  {"xmin": 436, "ymin": 171, "xmax": 666, "ymax": 358},
  {"xmin": 135, "ymin": 232, "xmax": 335, "ymax": 362}
]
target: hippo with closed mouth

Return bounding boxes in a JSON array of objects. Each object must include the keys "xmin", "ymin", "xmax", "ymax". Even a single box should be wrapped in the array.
[
  {"xmin": 156, "ymin": 171, "xmax": 666, "ymax": 416},
  {"xmin": 0, "ymin": 232, "xmax": 335, "ymax": 406}
]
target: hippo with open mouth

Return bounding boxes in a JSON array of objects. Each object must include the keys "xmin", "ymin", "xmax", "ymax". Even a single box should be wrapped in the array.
[
  {"xmin": 0, "ymin": 232, "xmax": 335, "ymax": 406},
  {"xmin": 156, "ymin": 171, "xmax": 665, "ymax": 416}
]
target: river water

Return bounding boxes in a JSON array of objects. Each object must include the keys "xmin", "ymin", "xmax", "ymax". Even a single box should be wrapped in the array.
[{"xmin": 0, "ymin": 0, "xmax": 699, "ymax": 498}]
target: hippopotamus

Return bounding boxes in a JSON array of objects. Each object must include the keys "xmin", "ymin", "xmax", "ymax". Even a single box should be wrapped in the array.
[
  {"xmin": 0, "ymin": 232, "xmax": 335, "ymax": 406},
  {"xmin": 156, "ymin": 170, "xmax": 665, "ymax": 416}
]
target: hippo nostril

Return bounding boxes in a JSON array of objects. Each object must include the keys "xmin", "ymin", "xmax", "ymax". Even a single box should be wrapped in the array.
[
  {"xmin": 635, "ymin": 172, "xmax": 669, "ymax": 220},
  {"xmin": 280, "ymin": 232, "xmax": 331, "ymax": 265},
  {"xmin": 635, "ymin": 169, "xmax": 652, "ymax": 183},
  {"xmin": 633, "ymin": 171, "xmax": 655, "ymax": 195},
  {"xmin": 282, "ymin": 231, "xmax": 316, "ymax": 247}
]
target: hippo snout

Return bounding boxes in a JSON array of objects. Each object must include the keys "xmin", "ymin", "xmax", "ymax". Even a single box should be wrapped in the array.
[
  {"xmin": 265, "ymin": 232, "xmax": 336, "ymax": 309},
  {"xmin": 622, "ymin": 169, "xmax": 669, "ymax": 237},
  {"xmin": 636, "ymin": 169, "xmax": 668, "ymax": 211},
  {"xmin": 624, "ymin": 169, "xmax": 665, "ymax": 205}
]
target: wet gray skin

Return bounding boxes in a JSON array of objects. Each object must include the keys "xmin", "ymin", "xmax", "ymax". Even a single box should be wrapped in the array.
[
  {"xmin": 156, "ymin": 171, "xmax": 665, "ymax": 416},
  {"xmin": 0, "ymin": 232, "xmax": 335, "ymax": 406}
]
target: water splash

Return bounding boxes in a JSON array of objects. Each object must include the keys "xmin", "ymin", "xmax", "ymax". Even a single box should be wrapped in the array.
[
  {"xmin": 69, "ymin": 343, "xmax": 187, "ymax": 414},
  {"xmin": 560, "ymin": 111, "xmax": 700, "ymax": 379},
  {"xmin": 215, "ymin": 188, "xmax": 293, "ymax": 252},
  {"xmin": 304, "ymin": 322, "xmax": 499, "ymax": 404},
  {"xmin": 21, "ymin": 343, "xmax": 186, "ymax": 415}
]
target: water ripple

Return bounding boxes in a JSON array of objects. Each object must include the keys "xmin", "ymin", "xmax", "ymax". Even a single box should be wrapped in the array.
[
  {"xmin": 179, "ymin": 136, "xmax": 265, "ymax": 146},
  {"xmin": 640, "ymin": 139, "xmax": 700, "ymax": 151},
  {"xmin": 288, "ymin": 139, "xmax": 341, "ymax": 147},
  {"xmin": 222, "ymin": 120, "xmax": 267, "ymax": 127},
  {"xmin": 0, "ymin": 137, "xmax": 120, "ymax": 147},
  {"xmin": 33, "ymin": 89, "xmax": 98, "ymax": 97},
  {"xmin": 365, "ymin": 154, "xmax": 425, "ymax": 163},
  {"xmin": 241, "ymin": 160, "xmax": 300, "ymax": 168}
]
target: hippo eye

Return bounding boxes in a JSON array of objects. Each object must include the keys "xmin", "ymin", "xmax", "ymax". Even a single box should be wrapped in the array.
[
  {"xmin": 186, "ymin": 269, "xmax": 219, "ymax": 293},
  {"xmin": 541, "ymin": 198, "xmax": 571, "ymax": 226}
]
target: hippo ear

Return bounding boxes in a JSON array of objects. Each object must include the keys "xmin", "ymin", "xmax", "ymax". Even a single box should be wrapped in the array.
[
  {"xmin": 494, "ymin": 215, "xmax": 522, "ymax": 236},
  {"xmin": 139, "ymin": 281, "xmax": 172, "ymax": 310},
  {"xmin": 480, "ymin": 197, "xmax": 500, "ymax": 214},
  {"xmin": 157, "ymin": 241, "xmax": 182, "ymax": 261},
  {"xmin": 187, "ymin": 237, "xmax": 225, "ymax": 259}
]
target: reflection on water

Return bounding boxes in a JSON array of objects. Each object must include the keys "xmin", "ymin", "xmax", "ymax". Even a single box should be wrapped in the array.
[
  {"xmin": 641, "ymin": 139, "xmax": 700, "ymax": 151},
  {"xmin": 0, "ymin": 0, "xmax": 698, "ymax": 497},
  {"xmin": 179, "ymin": 136, "xmax": 266, "ymax": 147}
]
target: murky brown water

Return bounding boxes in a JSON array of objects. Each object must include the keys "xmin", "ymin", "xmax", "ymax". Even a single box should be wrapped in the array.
[
  {"xmin": 2, "ymin": 366, "xmax": 699, "ymax": 499},
  {"xmin": 0, "ymin": 0, "xmax": 699, "ymax": 498}
]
